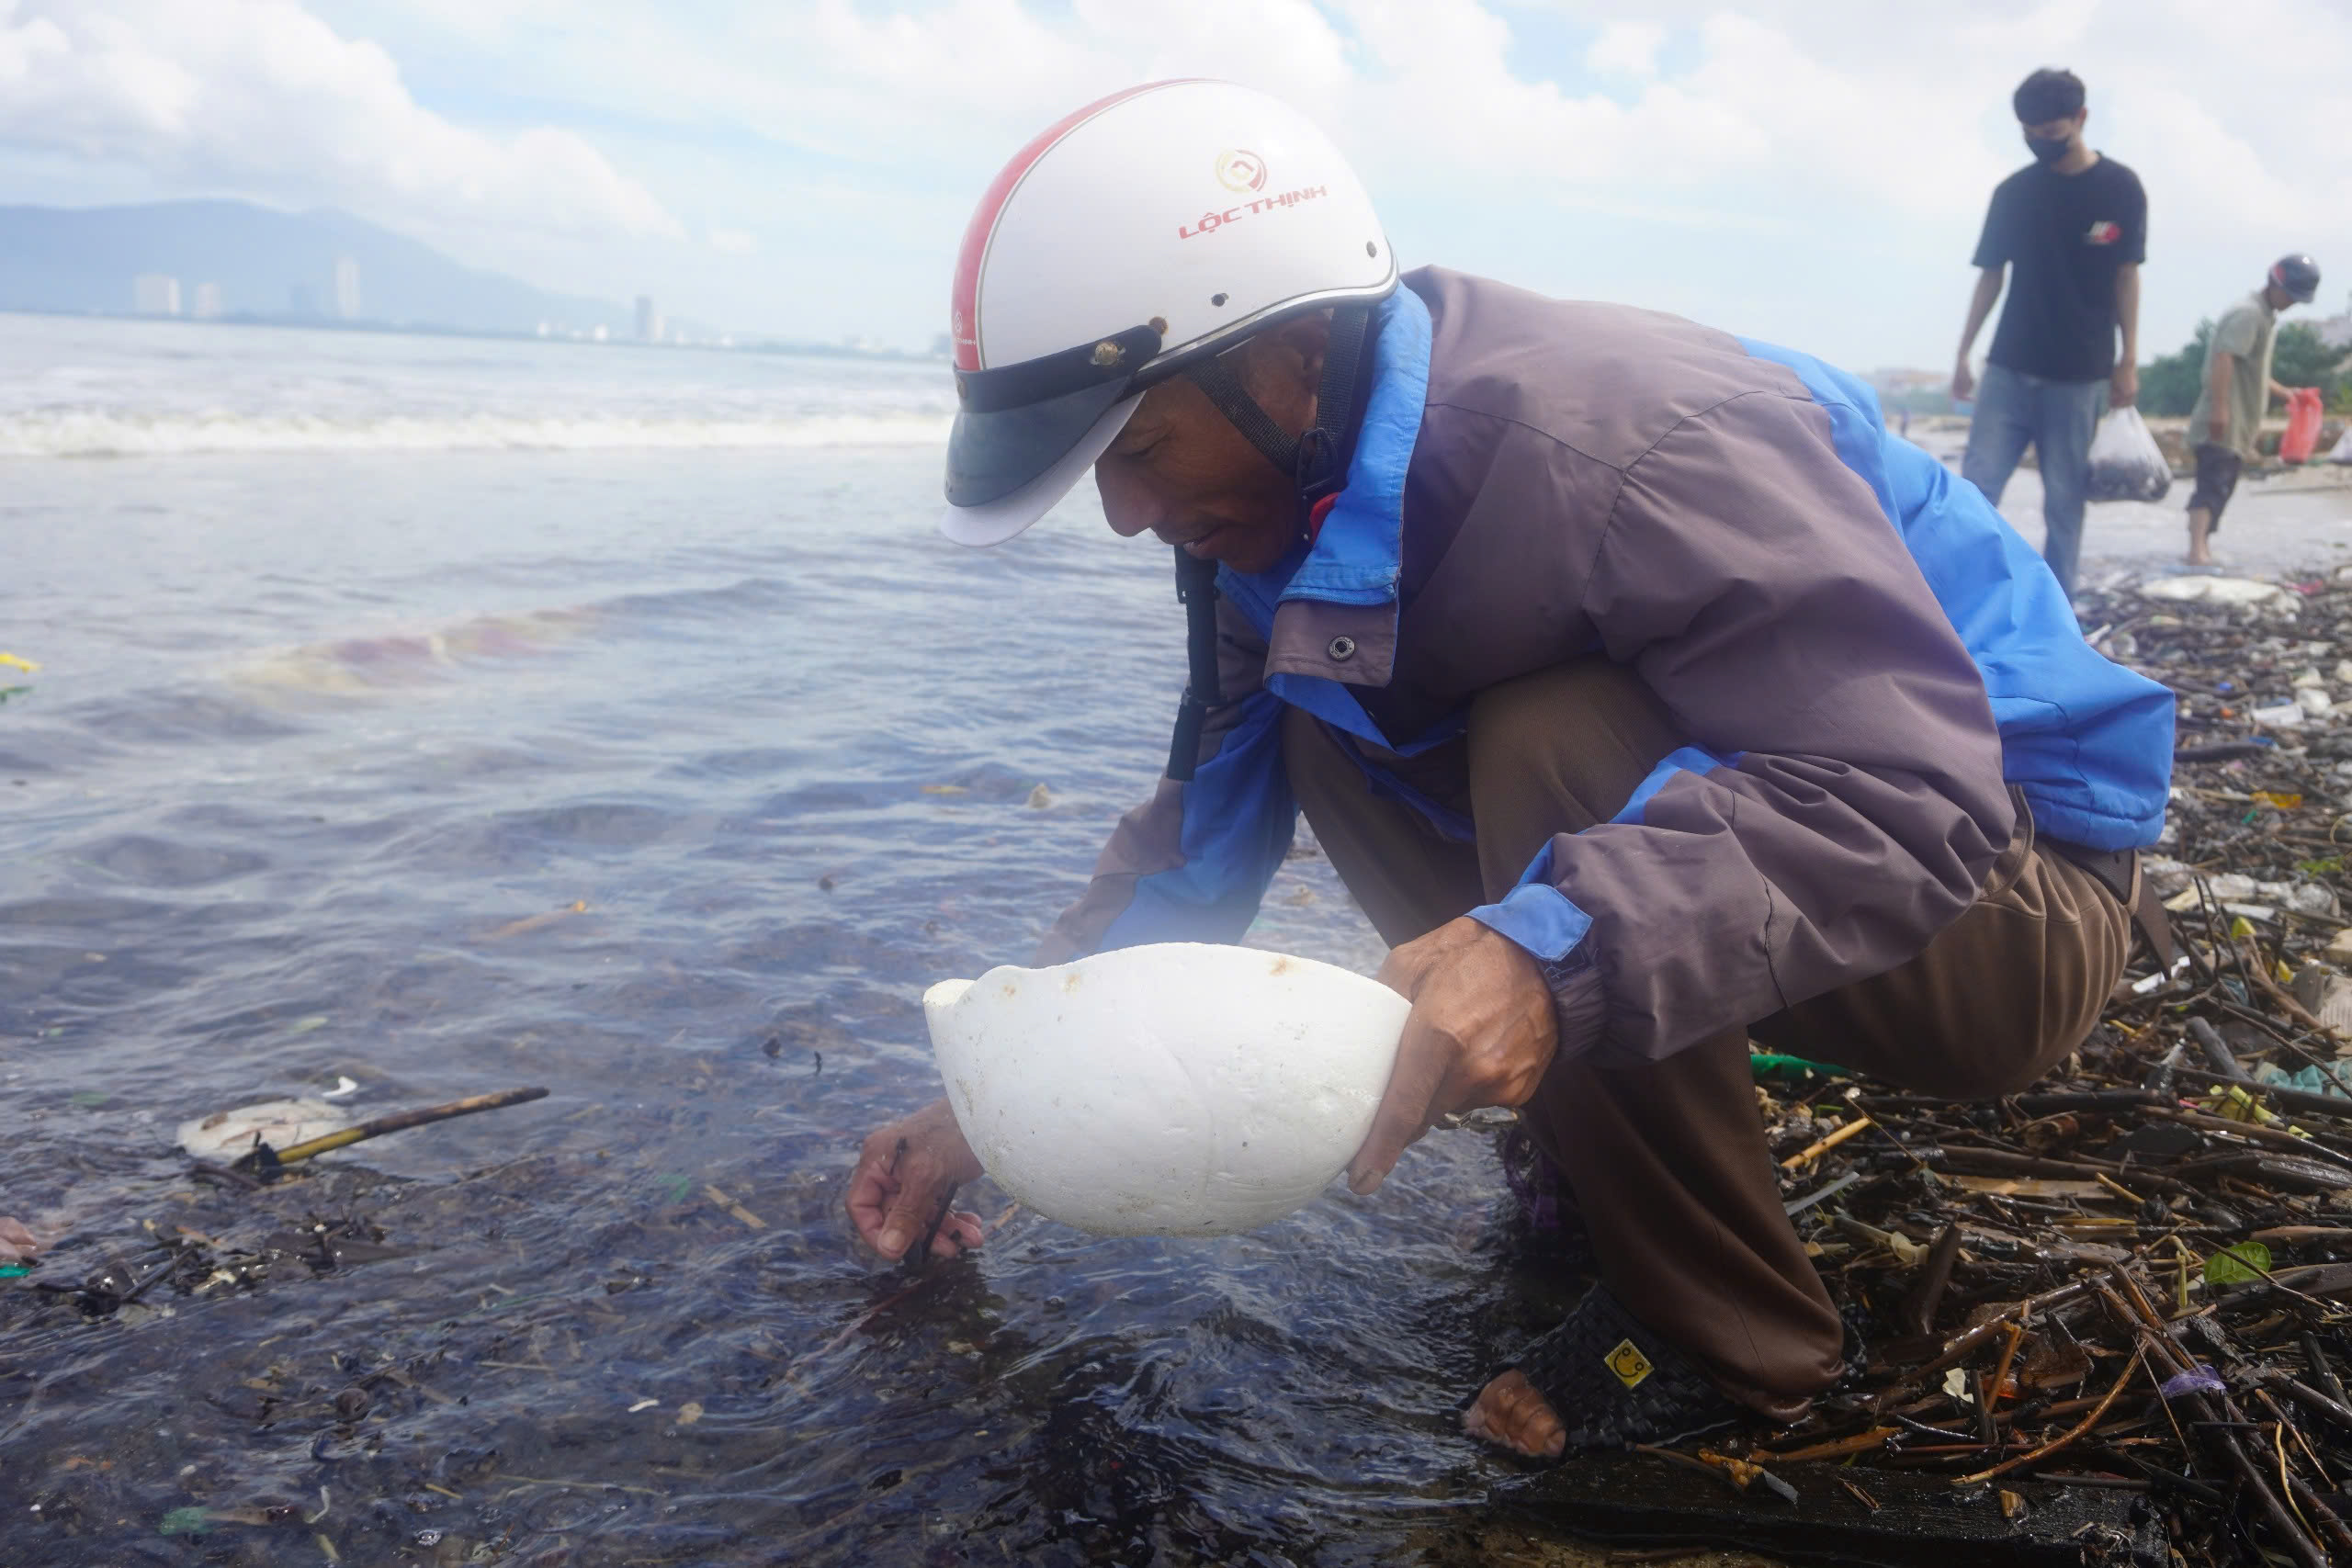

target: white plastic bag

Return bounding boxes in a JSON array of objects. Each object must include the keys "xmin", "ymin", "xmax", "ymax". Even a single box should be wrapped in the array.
[
  {"xmin": 2086, "ymin": 407, "xmax": 2173, "ymax": 502},
  {"xmin": 2329, "ymin": 423, "xmax": 2352, "ymax": 465}
]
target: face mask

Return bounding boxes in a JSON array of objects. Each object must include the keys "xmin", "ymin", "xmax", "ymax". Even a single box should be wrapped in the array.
[{"xmin": 2025, "ymin": 131, "xmax": 2072, "ymax": 165}]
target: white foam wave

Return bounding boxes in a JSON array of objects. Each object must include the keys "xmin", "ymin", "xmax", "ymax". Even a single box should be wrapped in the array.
[{"xmin": 0, "ymin": 409, "xmax": 953, "ymax": 457}]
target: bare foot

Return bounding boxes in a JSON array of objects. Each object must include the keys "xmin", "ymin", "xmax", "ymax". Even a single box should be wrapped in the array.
[{"xmin": 1463, "ymin": 1369, "xmax": 1566, "ymax": 1459}]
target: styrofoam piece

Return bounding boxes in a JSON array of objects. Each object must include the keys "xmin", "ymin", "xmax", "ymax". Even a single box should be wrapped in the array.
[
  {"xmin": 2136, "ymin": 576, "xmax": 2283, "ymax": 604},
  {"xmin": 925, "ymin": 942, "xmax": 1408, "ymax": 1236},
  {"xmin": 177, "ymin": 1098, "xmax": 349, "ymax": 1161}
]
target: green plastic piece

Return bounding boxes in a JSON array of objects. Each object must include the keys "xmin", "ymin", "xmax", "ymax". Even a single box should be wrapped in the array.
[
  {"xmin": 157, "ymin": 1507, "xmax": 211, "ymax": 1536},
  {"xmin": 2205, "ymin": 1241, "xmax": 2273, "ymax": 1285},
  {"xmin": 0, "ymin": 1265, "xmax": 28, "ymax": 1279},
  {"xmin": 1749, "ymin": 1052, "xmax": 1851, "ymax": 1080}
]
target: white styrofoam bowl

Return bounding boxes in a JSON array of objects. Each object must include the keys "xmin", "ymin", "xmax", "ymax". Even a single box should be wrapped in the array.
[{"xmin": 924, "ymin": 942, "xmax": 1408, "ymax": 1236}]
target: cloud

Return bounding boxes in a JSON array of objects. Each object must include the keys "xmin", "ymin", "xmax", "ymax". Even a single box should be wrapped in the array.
[
  {"xmin": 7, "ymin": 0, "xmax": 2350, "ymax": 360},
  {"xmin": 1584, "ymin": 19, "xmax": 1663, "ymax": 76},
  {"xmin": 0, "ymin": 0, "xmax": 680, "ymax": 240}
]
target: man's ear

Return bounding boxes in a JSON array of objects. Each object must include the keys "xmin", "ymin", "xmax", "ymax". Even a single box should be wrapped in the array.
[{"xmin": 1245, "ymin": 311, "xmax": 1334, "ymax": 423}]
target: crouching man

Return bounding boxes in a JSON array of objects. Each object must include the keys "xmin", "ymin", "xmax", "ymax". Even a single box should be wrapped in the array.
[{"xmin": 847, "ymin": 82, "xmax": 2174, "ymax": 1458}]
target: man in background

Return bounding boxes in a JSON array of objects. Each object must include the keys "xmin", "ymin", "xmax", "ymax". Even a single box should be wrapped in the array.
[
  {"xmin": 1952, "ymin": 68, "xmax": 2146, "ymax": 597},
  {"xmin": 2187, "ymin": 254, "xmax": 2322, "ymax": 567}
]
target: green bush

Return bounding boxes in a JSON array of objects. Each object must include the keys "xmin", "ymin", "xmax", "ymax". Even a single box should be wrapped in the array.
[{"xmin": 2141, "ymin": 320, "xmax": 2351, "ymax": 416}]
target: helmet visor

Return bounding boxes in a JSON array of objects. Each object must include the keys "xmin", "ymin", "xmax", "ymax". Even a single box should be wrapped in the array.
[
  {"xmin": 939, "ymin": 392, "xmax": 1140, "ymax": 547},
  {"xmin": 939, "ymin": 322, "xmax": 1162, "ymax": 543}
]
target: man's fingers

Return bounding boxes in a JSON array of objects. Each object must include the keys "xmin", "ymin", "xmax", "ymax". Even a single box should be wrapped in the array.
[
  {"xmin": 1350, "ymin": 1024, "xmax": 1449, "ymax": 1194},
  {"xmin": 875, "ymin": 1174, "xmax": 948, "ymax": 1261},
  {"xmin": 843, "ymin": 1147, "xmax": 901, "ymax": 1244},
  {"xmin": 930, "ymin": 1209, "xmax": 987, "ymax": 1258}
]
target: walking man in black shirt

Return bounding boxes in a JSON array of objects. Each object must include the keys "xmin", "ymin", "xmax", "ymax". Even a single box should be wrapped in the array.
[{"xmin": 1951, "ymin": 68, "xmax": 2145, "ymax": 598}]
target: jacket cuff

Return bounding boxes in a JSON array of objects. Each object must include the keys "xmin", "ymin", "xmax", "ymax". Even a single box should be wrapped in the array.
[
  {"xmin": 1468, "ymin": 883, "xmax": 1607, "ymax": 1061},
  {"xmin": 1468, "ymin": 882, "xmax": 1590, "ymax": 962}
]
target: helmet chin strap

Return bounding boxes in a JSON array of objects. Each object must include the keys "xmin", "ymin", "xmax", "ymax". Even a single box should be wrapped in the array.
[
  {"xmin": 1180, "ymin": 301, "xmax": 1374, "ymax": 536},
  {"xmin": 1162, "ymin": 303, "xmax": 1374, "ymax": 784}
]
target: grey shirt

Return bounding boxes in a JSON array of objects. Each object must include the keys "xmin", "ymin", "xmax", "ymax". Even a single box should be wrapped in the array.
[{"xmin": 2188, "ymin": 292, "xmax": 2278, "ymax": 458}]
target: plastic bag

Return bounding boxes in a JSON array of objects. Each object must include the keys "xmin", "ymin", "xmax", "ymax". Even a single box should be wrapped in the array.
[
  {"xmin": 2328, "ymin": 422, "xmax": 2352, "ymax": 465},
  {"xmin": 2086, "ymin": 406, "xmax": 2173, "ymax": 502},
  {"xmin": 2281, "ymin": 387, "xmax": 2324, "ymax": 466}
]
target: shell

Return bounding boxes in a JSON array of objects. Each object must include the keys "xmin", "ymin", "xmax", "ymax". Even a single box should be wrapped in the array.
[{"xmin": 924, "ymin": 942, "xmax": 1408, "ymax": 1236}]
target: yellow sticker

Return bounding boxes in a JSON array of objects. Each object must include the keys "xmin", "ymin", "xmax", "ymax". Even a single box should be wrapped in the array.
[{"xmin": 1604, "ymin": 1338, "xmax": 1655, "ymax": 1389}]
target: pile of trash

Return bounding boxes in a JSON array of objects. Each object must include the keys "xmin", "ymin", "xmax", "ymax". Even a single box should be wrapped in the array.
[{"xmin": 1672, "ymin": 567, "xmax": 2352, "ymax": 1565}]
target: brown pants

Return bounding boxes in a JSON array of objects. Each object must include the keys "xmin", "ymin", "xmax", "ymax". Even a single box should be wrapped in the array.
[{"xmin": 1285, "ymin": 660, "xmax": 2132, "ymax": 1416}]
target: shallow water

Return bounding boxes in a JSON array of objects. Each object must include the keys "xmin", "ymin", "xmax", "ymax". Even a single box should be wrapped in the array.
[{"xmin": 0, "ymin": 316, "xmax": 1583, "ymax": 1565}]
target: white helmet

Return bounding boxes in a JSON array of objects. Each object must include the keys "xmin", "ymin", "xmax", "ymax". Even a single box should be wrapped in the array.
[{"xmin": 941, "ymin": 79, "xmax": 1396, "ymax": 546}]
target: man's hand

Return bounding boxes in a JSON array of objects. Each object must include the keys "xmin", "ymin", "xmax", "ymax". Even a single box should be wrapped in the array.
[
  {"xmin": 1349, "ymin": 917, "xmax": 1560, "ymax": 1194},
  {"xmin": 2109, "ymin": 362, "xmax": 2138, "ymax": 411},
  {"xmin": 846, "ymin": 1099, "xmax": 988, "ymax": 1262},
  {"xmin": 1951, "ymin": 359, "xmax": 1975, "ymax": 403},
  {"xmin": 2209, "ymin": 413, "xmax": 2230, "ymax": 446}
]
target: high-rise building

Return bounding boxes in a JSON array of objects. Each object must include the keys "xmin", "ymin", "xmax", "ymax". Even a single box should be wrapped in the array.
[
  {"xmin": 635, "ymin": 296, "xmax": 662, "ymax": 343},
  {"xmin": 192, "ymin": 283, "xmax": 223, "ymax": 320},
  {"xmin": 132, "ymin": 274, "xmax": 181, "ymax": 316},
  {"xmin": 333, "ymin": 256, "xmax": 362, "ymax": 321}
]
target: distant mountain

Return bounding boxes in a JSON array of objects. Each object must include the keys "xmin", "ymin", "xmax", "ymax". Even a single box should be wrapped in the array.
[{"xmin": 0, "ymin": 200, "xmax": 632, "ymax": 336}]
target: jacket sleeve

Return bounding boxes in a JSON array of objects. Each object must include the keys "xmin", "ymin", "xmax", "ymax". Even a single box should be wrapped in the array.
[
  {"xmin": 1466, "ymin": 390, "xmax": 2014, "ymax": 1069},
  {"xmin": 1034, "ymin": 595, "xmax": 1295, "ymax": 964}
]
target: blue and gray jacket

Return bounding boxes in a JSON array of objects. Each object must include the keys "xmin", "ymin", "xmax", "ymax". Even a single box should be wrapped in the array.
[{"xmin": 1036, "ymin": 267, "xmax": 2173, "ymax": 1068}]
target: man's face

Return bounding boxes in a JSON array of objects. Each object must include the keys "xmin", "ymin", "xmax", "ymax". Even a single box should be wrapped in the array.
[
  {"xmin": 2021, "ymin": 109, "xmax": 2086, "ymax": 162},
  {"xmin": 1092, "ymin": 321, "xmax": 1325, "ymax": 576}
]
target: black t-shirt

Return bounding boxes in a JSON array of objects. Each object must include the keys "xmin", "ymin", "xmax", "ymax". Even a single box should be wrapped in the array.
[{"xmin": 1973, "ymin": 155, "xmax": 2146, "ymax": 382}]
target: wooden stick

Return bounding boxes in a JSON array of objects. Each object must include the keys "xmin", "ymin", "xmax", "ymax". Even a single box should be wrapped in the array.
[
  {"xmin": 1985, "ymin": 1319, "xmax": 2028, "ymax": 1409},
  {"xmin": 257, "ymin": 1087, "xmax": 549, "ymax": 1166},
  {"xmin": 1761, "ymin": 1427, "xmax": 1898, "ymax": 1464},
  {"xmin": 1779, "ymin": 1112, "xmax": 1873, "ymax": 1170},
  {"xmin": 1952, "ymin": 1347, "xmax": 2142, "ymax": 1485},
  {"xmin": 2236, "ymin": 935, "xmax": 2351, "ymax": 1046}
]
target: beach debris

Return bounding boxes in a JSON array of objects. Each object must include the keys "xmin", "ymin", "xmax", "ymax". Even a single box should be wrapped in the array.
[
  {"xmin": 924, "ymin": 942, "xmax": 1408, "ymax": 1235},
  {"xmin": 178, "ymin": 1099, "xmax": 350, "ymax": 1162},
  {"xmin": 177, "ymin": 1087, "xmax": 548, "ymax": 1178},
  {"xmin": 2137, "ymin": 574, "xmax": 2283, "ymax": 604},
  {"xmin": 1026, "ymin": 782, "xmax": 1054, "ymax": 808},
  {"xmin": 1589, "ymin": 569, "xmax": 2352, "ymax": 1564},
  {"xmin": 0, "ymin": 651, "xmax": 39, "ymax": 672},
  {"xmin": 703, "ymin": 1185, "xmax": 766, "ymax": 1229},
  {"xmin": 0, "ymin": 1216, "xmax": 43, "ymax": 1274},
  {"xmin": 481, "ymin": 900, "xmax": 588, "ymax": 941}
]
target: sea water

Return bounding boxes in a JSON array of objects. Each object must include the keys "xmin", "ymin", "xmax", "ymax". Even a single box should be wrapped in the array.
[{"xmin": 0, "ymin": 311, "xmax": 1562, "ymax": 1565}]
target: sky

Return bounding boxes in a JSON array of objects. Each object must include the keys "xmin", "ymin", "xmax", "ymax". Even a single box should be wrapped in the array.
[{"xmin": 1, "ymin": 0, "xmax": 2347, "ymax": 367}]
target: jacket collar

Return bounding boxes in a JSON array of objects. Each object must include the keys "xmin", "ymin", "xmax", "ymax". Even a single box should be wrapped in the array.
[{"xmin": 1216, "ymin": 283, "xmax": 1432, "ymax": 706}]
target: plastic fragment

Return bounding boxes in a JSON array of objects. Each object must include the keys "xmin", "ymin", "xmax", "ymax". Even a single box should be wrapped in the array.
[{"xmin": 2158, "ymin": 1364, "xmax": 2227, "ymax": 1399}]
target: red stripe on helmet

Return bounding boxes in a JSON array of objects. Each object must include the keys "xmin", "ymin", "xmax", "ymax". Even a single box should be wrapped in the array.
[{"xmin": 950, "ymin": 80, "xmax": 1201, "ymax": 372}]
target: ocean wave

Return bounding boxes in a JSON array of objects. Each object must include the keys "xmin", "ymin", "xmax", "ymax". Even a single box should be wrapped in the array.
[{"xmin": 0, "ymin": 409, "xmax": 953, "ymax": 457}]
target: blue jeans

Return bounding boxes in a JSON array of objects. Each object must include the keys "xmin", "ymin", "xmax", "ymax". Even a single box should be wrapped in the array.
[{"xmin": 1960, "ymin": 363, "xmax": 2108, "ymax": 595}]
